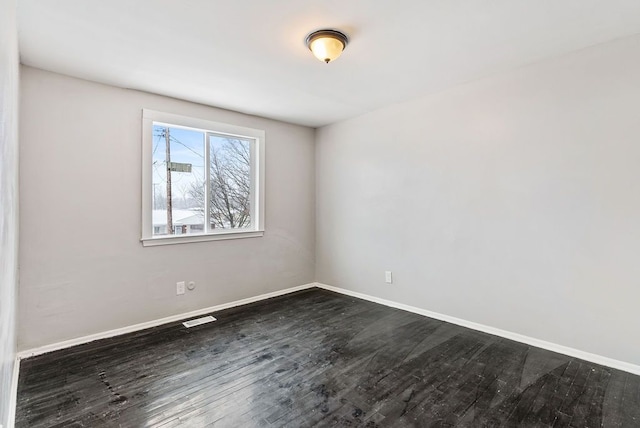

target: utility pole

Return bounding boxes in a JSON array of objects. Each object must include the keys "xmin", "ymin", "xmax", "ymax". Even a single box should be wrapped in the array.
[{"xmin": 165, "ymin": 127, "xmax": 173, "ymax": 234}]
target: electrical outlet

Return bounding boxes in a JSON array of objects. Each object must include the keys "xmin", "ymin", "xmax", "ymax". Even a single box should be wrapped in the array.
[
  {"xmin": 385, "ymin": 271, "xmax": 393, "ymax": 284},
  {"xmin": 187, "ymin": 281, "xmax": 196, "ymax": 291},
  {"xmin": 176, "ymin": 281, "xmax": 186, "ymax": 295}
]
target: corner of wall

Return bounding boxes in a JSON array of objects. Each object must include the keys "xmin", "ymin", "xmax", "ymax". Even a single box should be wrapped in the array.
[{"xmin": 0, "ymin": 0, "xmax": 20, "ymax": 425}]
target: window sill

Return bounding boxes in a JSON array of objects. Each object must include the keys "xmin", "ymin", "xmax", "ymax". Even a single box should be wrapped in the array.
[{"xmin": 141, "ymin": 230, "xmax": 264, "ymax": 247}]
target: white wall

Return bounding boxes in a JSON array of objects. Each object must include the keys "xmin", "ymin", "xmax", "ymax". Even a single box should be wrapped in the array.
[
  {"xmin": 0, "ymin": 0, "xmax": 19, "ymax": 424},
  {"xmin": 316, "ymin": 35, "xmax": 640, "ymax": 365},
  {"xmin": 19, "ymin": 67, "xmax": 315, "ymax": 350}
]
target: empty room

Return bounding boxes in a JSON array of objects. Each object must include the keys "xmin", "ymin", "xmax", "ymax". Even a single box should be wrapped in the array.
[{"xmin": 1, "ymin": 1, "xmax": 640, "ymax": 427}]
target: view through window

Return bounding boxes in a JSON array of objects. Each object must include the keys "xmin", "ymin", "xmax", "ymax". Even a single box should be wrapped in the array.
[{"xmin": 142, "ymin": 110, "xmax": 264, "ymax": 245}]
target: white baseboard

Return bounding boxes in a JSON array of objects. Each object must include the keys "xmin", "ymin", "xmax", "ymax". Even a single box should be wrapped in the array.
[
  {"xmin": 315, "ymin": 282, "xmax": 640, "ymax": 376},
  {"xmin": 7, "ymin": 355, "xmax": 19, "ymax": 428},
  {"xmin": 17, "ymin": 283, "xmax": 316, "ymax": 360},
  {"xmin": 15, "ymin": 280, "xmax": 640, "ymax": 376}
]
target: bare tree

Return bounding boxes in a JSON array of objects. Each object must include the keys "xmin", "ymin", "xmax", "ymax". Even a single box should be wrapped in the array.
[{"xmin": 190, "ymin": 138, "xmax": 251, "ymax": 229}]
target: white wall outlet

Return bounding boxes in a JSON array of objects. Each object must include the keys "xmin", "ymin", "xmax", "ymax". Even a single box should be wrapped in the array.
[
  {"xmin": 385, "ymin": 271, "xmax": 393, "ymax": 284},
  {"xmin": 176, "ymin": 281, "xmax": 186, "ymax": 295},
  {"xmin": 187, "ymin": 281, "xmax": 196, "ymax": 291}
]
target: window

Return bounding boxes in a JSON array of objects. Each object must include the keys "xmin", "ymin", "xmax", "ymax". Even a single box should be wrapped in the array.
[{"xmin": 141, "ymin": 110, "xmax": 265, "ymax": 246}]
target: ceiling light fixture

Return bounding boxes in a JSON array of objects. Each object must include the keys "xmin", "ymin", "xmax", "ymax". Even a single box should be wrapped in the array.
[{"xmin": 305, "ymin": 29, "xmax": 349, "ymax": 64}]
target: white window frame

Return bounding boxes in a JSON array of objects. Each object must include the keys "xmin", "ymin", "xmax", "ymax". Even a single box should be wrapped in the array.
[{"xmin": 141, "ymin": 109, "xmax": 265, "ymax": 246}]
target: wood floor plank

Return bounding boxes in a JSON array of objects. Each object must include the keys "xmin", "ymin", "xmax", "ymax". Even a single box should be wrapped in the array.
[{"xmin": 15, "ymin": 288, "xmax": 640, "ymax": 427}]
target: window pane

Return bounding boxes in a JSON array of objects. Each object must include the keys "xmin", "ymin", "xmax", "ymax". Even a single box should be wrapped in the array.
[
  {"xmin": 208, "ymin": 134, "xmax": 252, "ymax": 230},
  {"xmin": 152, "ymin": 125, "xmax": 205, "ymax": 236}
]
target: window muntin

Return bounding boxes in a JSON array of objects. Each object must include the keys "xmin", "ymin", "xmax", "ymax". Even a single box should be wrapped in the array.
[{"xmin": 142, "ymin": 110, "xmax": 265, "ymax": 246}]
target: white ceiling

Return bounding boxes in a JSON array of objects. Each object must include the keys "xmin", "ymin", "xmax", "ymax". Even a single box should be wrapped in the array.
[{"xmin": 17, "ymin": 1, "xmax": 640, "ymax": 128}]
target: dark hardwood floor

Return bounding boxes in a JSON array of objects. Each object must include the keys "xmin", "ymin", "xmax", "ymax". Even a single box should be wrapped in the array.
[{"xmin": 16, "ymin": 288, "xmax": 640, "ymax": 427}]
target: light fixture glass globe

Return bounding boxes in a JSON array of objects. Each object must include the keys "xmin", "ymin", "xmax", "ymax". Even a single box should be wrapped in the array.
[{"xmin": 310, "ymin": 37, "xmax": 345, "ymax": 63}]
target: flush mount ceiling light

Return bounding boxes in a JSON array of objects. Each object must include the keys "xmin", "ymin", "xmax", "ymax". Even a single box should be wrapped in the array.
[{"xmin": 305, "ymin": 29, "xmax": 349, "ymax": 64}]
